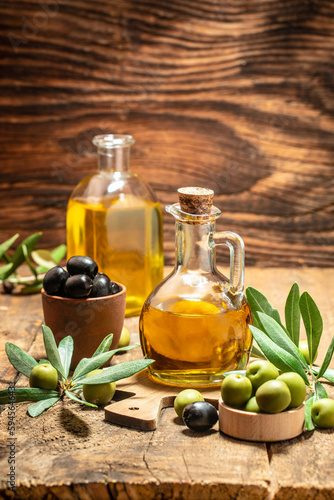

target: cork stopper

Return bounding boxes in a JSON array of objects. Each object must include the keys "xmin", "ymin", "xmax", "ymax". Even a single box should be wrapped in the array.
[{"xmin": 177, "ymin": 187, "xmax": 214, "ymax": 215}]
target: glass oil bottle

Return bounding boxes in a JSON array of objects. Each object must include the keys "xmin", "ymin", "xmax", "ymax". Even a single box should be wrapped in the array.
[
  {"xmin": 139, "ymin": 187, "xmax": 252, "ymax": 386},
  {"xmin": 66, "ymin": 134, "xmax": 164, "ymax": 316}
]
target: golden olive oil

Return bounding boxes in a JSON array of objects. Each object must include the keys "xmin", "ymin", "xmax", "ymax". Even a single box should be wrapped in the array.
[
  {"xmin": 139, "ymin": 298, "xmax": 252, "ymax": 386},
  {"xmin": 67, "ymin": 194, "xmax": 164, "ymax": 316}
]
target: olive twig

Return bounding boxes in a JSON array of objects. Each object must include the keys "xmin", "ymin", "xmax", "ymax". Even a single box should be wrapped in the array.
[
  {"xmin": 1, "ymin": 324, "xmax": 155, "ymax": 417},
  {"xmin": 5, "ymin": 273, "xmax": 46, "ymax": 285}
]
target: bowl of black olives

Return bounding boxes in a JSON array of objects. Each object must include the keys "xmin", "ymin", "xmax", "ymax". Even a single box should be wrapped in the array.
[{"xmin": 41, "ymin": 256, "xmax": 126, "ymax": 369}]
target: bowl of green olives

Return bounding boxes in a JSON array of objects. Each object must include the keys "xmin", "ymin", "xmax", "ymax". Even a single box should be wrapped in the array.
[
  {"xmin": 41, "ymin": 256, "xmax": 126, "ymax": 369},
  {"xmin": 218, "ymin": 361, "xmax": 306, "ymax": 442}
]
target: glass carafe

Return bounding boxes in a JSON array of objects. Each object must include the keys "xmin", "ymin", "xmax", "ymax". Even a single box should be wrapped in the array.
[
  {"xmin": 66, "ymin": 134, "xmax": 164, "ymax": 317},
  {"xmin": 139, "ymin": 187, "xmax": 252, "ymax": 386}
]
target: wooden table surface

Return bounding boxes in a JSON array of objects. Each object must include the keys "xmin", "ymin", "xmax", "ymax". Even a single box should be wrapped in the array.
[{"xmin": 1, "ymin": 268, "xmax": 334, "ymax": 500}]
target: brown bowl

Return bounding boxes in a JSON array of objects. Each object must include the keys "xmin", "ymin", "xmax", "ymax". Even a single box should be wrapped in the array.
[{"xmin": 41, "ymin": 284, "xmax": 126, "ymax": 369}]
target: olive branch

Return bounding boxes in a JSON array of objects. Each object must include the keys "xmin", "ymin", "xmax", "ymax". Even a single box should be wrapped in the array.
[
  {"xmin": 0, "ymin": 232, "xmax": 66, "ymax": 294},
  {"xmin": 0, "ymin": 324, "xmax": 154, "ymax": 417},
  {"xmin": 245, "ymin": 283, "xmax": 334, "ymax": 430}
]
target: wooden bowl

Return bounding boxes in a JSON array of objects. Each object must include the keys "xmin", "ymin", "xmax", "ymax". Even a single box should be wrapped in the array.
[
  {"xmin": 41, "ymin": 284, "xmax": 126, "ymax": 369},
  {"xmin": 219, "ymin": 397, "xmax": 305, "ymax": 442}
]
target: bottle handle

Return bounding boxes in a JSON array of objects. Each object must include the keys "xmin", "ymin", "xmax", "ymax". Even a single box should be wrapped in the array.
[{"xmin": 212, "ymin": 231, "xmax": 245, "ymax": 298}]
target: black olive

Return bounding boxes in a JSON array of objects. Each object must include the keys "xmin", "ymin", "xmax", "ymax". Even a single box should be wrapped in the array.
[
  {"xmin": 182, "ymin": 402, "xmax": 218, "ymax": 432},
  {"xmin": 43, "ymin": 267, "xmax": 69, "ymax": 296},
  {"xmin": 66, "ymin": 256, "xmax": 98, "ymax": 279},
  {"xmin": 63, "ymin": 274, "xmax": 93, "ymax": 298},
  {"xmin": 3, "ymin": 281, "xmax": 15, "ymax": 294},
  {"xmin": 90, "ymin": 273, "xmax": 111, "ymax": 298},
  {"xmin": 109, "ymin": 281, "xmax": 121, "ymax": 295}
]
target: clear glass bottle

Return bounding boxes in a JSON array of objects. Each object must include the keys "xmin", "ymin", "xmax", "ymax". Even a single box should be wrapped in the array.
[
  {"xmin": 140, "ymin": 187, "xmax": 252, "ymax": 386},
  {"xmin": 66, "ymin": 134, "xmax": 164, "ymax": 317}
]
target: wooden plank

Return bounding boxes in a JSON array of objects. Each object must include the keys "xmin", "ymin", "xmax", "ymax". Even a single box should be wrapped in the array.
[
  {"xmin": 1, "ymin": 268, "xmax": 334, "ymax": 499},
  {"xmin": 104, "ymin": 370, "xmax": 221, "ymax": 431},
  {"xmin": 1, "ymin": 1, "xmax": 334, "ymax": 267},
  {"xmin": 0, "ymin": 399, "xmax": 271, "ymax": 499},
  {"xmin": 0, "ymin": 294, "xmax": 42, "ymax": 389},
  {"xmin": 269, "ymin": 384, "xmax": 334, "ymax": 500}
]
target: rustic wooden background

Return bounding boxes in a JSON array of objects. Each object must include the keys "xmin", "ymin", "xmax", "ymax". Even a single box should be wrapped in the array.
[{"xmin": 1, "ymin": 0, "xmax": 334, "ymax": 267}]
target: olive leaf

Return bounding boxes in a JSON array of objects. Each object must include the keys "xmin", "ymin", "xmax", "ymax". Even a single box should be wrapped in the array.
[
  {"xmin": 91, "ymin": 335, "xmax": 138, "ymax": 357},
  {"xmin": 22, "ymin": 243, "xmax": 37, "ymax": 278},
  {"xmin": 57, "ymin": 336, "xmax": 74, "ymax": 380},
  {"xmin": 92, "ymin": 334, "xmax": 114, "ymax": 357},
  {"xmin": 250, "ymin": 325, "xmax": 309, "ymax": 384},
  {"xmin": 251, "ymin": 313, "xmax": 262, "ymax": 331},
  {"xmin": 315, "ymin": 335, "xmax": 334, "ymax": 381},
  {"xmin": 31, "ymin": 249, "xmax": 56, "ymax": 269},
  {"xmin": 299, "ymin": 292, "xmax": 323, "ymax": 365},
  {"xmin": 250, "ymin": 345, "xmax": 266, "ymax": 359},
  {"xmin": 256, "ymin": 312, "xmax": 308, "ymax": 368},
  {"xmin": 65, "ymin": 390, "xmax": 97, "ymax": 408},
  {"xmin": 72, "ymin": 350, "xmax": 118, "ymax": 382},
  {"xmin": 1, "ymin": 232, "xmax": 42, "ymax": 280},
  {"xmin": 34, "ymin": 244, "xmax": 66, "ymax": 273},
  {"xmin": 0, "ymin": 233, "xmax": 19, "ymax": 260},
  {"xmin": 5, "ymin": 342, "xmax": 38, "ymax": 377},
  {"xmin": 284, "ymin": 282, "xmax": 300, "ymax": 345},
  {"xmin": 0, "ymin": 387, "xmax": 59, "ymax": 404},
  {"xmin": 75, "ymin": 359, "xmax": 155, "ymax": 385},
  {"xmin": 222, "ymin": 369, "xmax": 246, "ymax": 377},
  {"xmin": 27, "ymin": 396, "xmax": 61, "ymax": 417},
  {"xmin": 0, "ymin": 262, "xmax": 15, "ymax": 280},
  {"xmin": 110, "ymin": 345, "xmax": 140, "ymax": 355},
  {"xmin": 72, "ymin": 345, "xmax": 139, "ymax": 382},
  {"xmin": 20, "ymin": 282, "xmax": 43, "ymax": 294},
  {"xmin": 304, "ymin": 394, "xmax": 315, "ymax": 431},
  {"xmin": 315, "ymin": 381, "xmax": 328, "ymax": 400},
  {"xmin": 42, "ymin": 324, "xmax": 66, "ymax": 379},
  {"xmin": 50, "ymin": 244, "xmax": 66, "ymax": 263},
  {"xmin": 312, "ymin": 366, "xmax": 334, "ymax": 383},
  {"xmin": 246, "ymin": 287, "xmax": 282, "ymax": 326}
]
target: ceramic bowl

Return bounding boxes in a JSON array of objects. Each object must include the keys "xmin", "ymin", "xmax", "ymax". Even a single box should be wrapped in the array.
[
  {"xmin": 41, "ymin": 283, "xmax": 126, "ymax": 369},
  {"xmin": 219, "ymin": 397, "xmax": 305, "ymax": 442}
]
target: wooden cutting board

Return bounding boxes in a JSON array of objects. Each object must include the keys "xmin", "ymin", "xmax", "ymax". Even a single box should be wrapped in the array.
[{"xmin": 104, "ymin": 369, "xmax": 221, "ymax": 430}]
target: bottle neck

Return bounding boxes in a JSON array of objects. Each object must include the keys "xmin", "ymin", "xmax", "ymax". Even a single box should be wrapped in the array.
[
  {"xmin": 97, "ymin": 146, "xmax": 130, "ymax": 173},
  {"xmin": 175, "ymin": 220, "xmax": 215, "ymax": 273}
]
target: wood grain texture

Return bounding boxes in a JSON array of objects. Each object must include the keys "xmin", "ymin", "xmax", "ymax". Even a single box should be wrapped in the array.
[
  {"xmin": 0, "ymin": 268, "xmax": 334, "ymax": 499},
  {"xmin": 104, "ymin": 369, "xmax": 220, "ymax": 431},
  {"xmin": 0, "ymin": 0, "xmax": 334, "ymax": 267}
]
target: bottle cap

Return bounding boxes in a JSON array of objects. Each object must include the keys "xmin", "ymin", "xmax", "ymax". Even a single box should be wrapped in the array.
[{"xmin": 177, "ymin": 187, "xmax": 214, "ymax": 215}]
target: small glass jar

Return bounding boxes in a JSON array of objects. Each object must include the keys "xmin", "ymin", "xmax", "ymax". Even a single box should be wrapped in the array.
[
  {"xmin": 140, "ymin": 187, "xmax": 252, "ymax": 386},
  {"xmin": 66, "ymin": 134, "xmax": 164, "ymax": 317}
]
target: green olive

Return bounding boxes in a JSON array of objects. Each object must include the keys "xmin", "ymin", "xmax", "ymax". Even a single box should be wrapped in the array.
[
  {"xmin": 117, "ymin": 327, "xmax": 130, "ymax": 348},
  {"xmin": 221, "ymin": 373, "xmax": 253, "ymax": 408},
  {"xmin": 82, "ymin": 369, "xmax": 116, "ymax": 406},
  {"xmin": 244, "ymin": 396, "xmax": 261, "ymax": 413},
  {"xmin": 246, "ymin": 360, "xmax": 279, "ymax": 391},
  {"xmin": 276, "ymin": 372, "xmax": 306, "ymax": 408},
  {"xmin": 299, "ymin": 340, "xmax": 317, "ymax": 365},
  {"xmin": 174, "ymin": 389, "xmax": 205, "ymax": 419},
  {"xmin": 29, "ymin": 363, "xmax": 58, "ymax": 390},
  {"xmin": 311, "ymin": 398, "xmax": 334, "ymax": 428},
  {"xmin": 256, "ymin": 380, "xmax": 291, "ymax": 413}
]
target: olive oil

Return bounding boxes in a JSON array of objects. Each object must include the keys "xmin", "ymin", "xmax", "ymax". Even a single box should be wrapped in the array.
[
  {"xmin": 67, "ymin": 194, "xmax": 163, "ymax": 316},
  {"xmin": 140, "ymin": 298, "xmax": 252, "ymax": 386},
  {"xmin": 139, "ymin": 187, "xmax": 252, "ymax": 387},
  {"xmin": 66, "ymin": 134, "xmax": 164, "ymax": 317}
]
